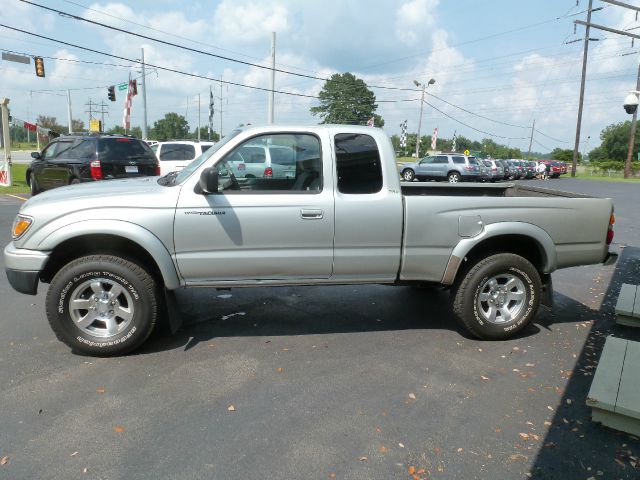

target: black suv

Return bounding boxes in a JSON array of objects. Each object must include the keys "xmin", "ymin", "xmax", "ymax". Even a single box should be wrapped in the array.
[{"xmin": 27, "ymin": 134, "xmax": 159, "ymax": 195}]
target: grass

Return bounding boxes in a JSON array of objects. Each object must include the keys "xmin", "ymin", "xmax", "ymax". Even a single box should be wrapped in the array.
[
  {"xmin": 10, "ymin": 142, "xmax": 39, "ymax": 151},
  {"xmin": 573, "ymin": 172, "xmax": 640, "ymax": 183},
  {"xmin": 0, "ymin": 164, "xmax": 30, "ymax": 194}
]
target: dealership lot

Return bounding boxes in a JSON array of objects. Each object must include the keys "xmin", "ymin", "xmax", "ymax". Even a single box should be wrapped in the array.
[{"xmin": 1, "ymin": 179, "xmax": 639, "ymax": 479}]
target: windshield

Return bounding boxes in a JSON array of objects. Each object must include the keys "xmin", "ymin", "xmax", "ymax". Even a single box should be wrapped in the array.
[{"xmin": 171, "ymin": 130, "xmax": 242, "ymax": 184}]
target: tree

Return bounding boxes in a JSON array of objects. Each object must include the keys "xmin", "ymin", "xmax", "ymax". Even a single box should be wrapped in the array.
[
  {"xmin": 71, "ymin": 119, "xmax": 86, "ymax": 132},
  {"xmin": 588, "ymin": 121, "xmax": 639, "ymax": 163},
  {"xmin": 550, "ymin": 148, "xmax": 580, "ymax": 163},
  {"xmin": 310, "ymin": 72, "xmax": 384, "ymax": 126},
  {"xmin": 150, "ymin": 113, "xmax": 189, "ymax": 141},
  {"xmin": 107, "ymin": 125, "xmax": 143, "ymax": 138},
  {"xmin": 36, "ymin": 115, "xmax": 65, "ymax": 133},
  {"xmin": 190, "ymin": 126, "xmax": 220, "ymax": 142}
]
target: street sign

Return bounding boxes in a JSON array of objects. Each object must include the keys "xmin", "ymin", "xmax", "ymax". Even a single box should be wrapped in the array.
[
  {"xmin": 1, "ymin": 52, "xmax": 30, "ymax": 64},
  {"xmin": 118, "ymin": 83, "xmax": 128, "ymax": 92},
  {"xmin": 89, "ymin": 119, "xmax": 101, "ymax": 132},
  {"xmin": 464, "ymin": 149, "xmax": 470, "ymax": 156}
]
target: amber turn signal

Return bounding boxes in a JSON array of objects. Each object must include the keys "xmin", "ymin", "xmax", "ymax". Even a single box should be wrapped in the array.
[{"xmin": 12, "ymin": 215, "xmax": 33, "ymax": 239}]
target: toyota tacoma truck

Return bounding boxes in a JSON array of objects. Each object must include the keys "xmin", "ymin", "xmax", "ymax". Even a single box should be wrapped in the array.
[{"xmin": 4, "ymin": 125, "xmax": 617, "ymax": 356}]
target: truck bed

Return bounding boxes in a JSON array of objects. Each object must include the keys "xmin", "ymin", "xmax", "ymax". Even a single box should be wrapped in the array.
[{"xmin": 401, "ymin": 182, "xmax": 593, "ymax": 198}]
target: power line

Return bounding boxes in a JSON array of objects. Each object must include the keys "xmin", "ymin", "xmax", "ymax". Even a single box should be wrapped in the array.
[
  {"xmin": 17, "ymin": 0, "xmax": 420, "ymax": 94},
  {"xmin": 424, "ymin": 101, "xmax": 528, "ymax": 140},
  {"xmin": 534, "ymin": 128, "xmax": 572, "ymax": 143}
]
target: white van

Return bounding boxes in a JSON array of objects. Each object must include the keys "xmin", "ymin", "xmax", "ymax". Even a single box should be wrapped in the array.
[{"xmin": 152, "ymin": 141, "xmax": 215, "ymax": 175}]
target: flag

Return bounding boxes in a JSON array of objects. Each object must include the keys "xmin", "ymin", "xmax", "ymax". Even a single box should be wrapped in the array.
[
  {"xmin": 208, "ymin": 85, "xmax": 214, "ymax": 139},
  {"xmin": 399, "ymin": 120, "xmax": 408, "ymax": 148},
  {"xmin": 452, "ymin": 130, "xmax": 457, "ymax": 152},
  {"xmin": 431, "ymin": 127, "xmax": 438, "ymax": 150},
  {"xmin": 122, "ymin": 78, "xmax": 137, "ymax": 131},
  {"xmin": 367, "ymin": 116, "xmax": 375, "ymax": 127}
]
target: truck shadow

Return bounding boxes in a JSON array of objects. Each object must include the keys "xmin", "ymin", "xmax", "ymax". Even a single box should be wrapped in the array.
[
  {"xmin": 140, "ymin": 270, "xmax": 613, "ymax": 355},
  {"xmin": 528, "ymin": 246, "xmax": 640, "ymax": 479}
]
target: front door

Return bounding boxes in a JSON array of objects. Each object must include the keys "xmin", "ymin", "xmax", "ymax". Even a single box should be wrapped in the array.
[{"xmin": 174, "ymin": 132, "xmax": 335, "ymax": 283}]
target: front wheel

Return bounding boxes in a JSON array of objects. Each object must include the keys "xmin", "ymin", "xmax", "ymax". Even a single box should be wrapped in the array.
[
  {"xmin": 448, "ymin": 172, "xmax": 461, "ymax": 183},
  {"xmin": 451, "ymin": 253, "xmax": 541, "ymax": 340},
  {"xmin": 45, "ymin": 255, "xmax": 159, "ymax": 356},
  {"xmin": 29, "ymin": 172, "xmax": 41, "ymax": 196},
  {"xmin": 402, "ymin": 169, "xmax": 415, "ymax": 181}
]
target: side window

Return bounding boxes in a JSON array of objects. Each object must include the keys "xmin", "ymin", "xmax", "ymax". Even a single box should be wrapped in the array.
[
  {"xmin": 66, "ymin": 140, "xmax": 96, "ymax": 160},
  {"xmin": 433, "ymin": 156, "xmax": 448, "ymax": 164},
  {"xmin": 419, "ymin": 156, "xmax": 434, "ymax": 164},
  {"xmin": 218, "ymin": 133, "xmax": 322, "ymax": 193},
  {"xmin": 452, "ymin": 156, "xmax": 466, "ymax": 164},
  {"xmin": 41, "ymin": 142, "xmax": 58, "ymax": 159},
  {"xmin": 335, "ymin": 133, "xmax": 382, "ymax": 194},
  {"xmin": 159, "ymin": 144, "xmax": 196, "ymax": 161},
  {"xmin": 52, "ymin": 140, "xmax": 75, "ymax": 159}
]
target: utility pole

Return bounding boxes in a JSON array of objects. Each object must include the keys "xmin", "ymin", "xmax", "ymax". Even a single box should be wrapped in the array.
[
  {"xmin": 219, "ymin": 76, "xmax": 224, "ymax": 138},
  {"xmin": 574, "ymin": 0, "xmax": 640, "ymax": 178},
  {"xmin": 572, "ymin": 0, "xmax": 594, "ymax": 177},
  {"xmin": 198, "ymin": 93, "xmax": 201, "ymax": 141},
  {"xmin": 99, "ymin": 100, "xmax": 107, "ymax": 132},
  {"xmin": 413, "ymin": 78, "xmax": 435, "ymax": 159},
  {"xmin": 625, "ymin": 60, "xmax": 640, "ymax": 178},
  {"xmin": 67, "ymin": 89, "xmax": 73, "ymax": 133},
  {"xmin": 268, "ymin": 32, "xmax": 276, "ymax": 124},
  {"xmin": 140, "ymin": 47, "xmax": 148, "ymax": 139},
  {"xmin": 527, "ymin": 118, "xmax": 535, "ymax": 159},
  {"xmin": 0, "ymin": 98, "xmax": 12, "ymax": 187},
  {"xmin": 86, "ymin": 99, "xmax": 94, "ymax": 123}
]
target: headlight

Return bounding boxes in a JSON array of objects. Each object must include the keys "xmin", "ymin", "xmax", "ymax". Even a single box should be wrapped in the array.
[{"xmin": 12, "ymin": 214, "xmax": 33, "ymax": 240}]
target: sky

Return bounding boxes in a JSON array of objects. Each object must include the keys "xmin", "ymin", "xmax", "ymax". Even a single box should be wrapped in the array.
[{"xmin": 1, "ymin": 0, "xmax": 640, "ymax": 154}]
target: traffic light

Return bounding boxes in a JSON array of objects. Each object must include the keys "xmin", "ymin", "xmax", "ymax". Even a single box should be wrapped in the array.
[
  {"xmin": 34, "ymin": 56, "xmax": 45, "ymax": 78},
  {"xmin": 107, "ymin": 86, "xmax": 116, "ymax": 101}
]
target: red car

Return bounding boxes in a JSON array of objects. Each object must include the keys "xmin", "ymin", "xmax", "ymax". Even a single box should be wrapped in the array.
[{"xmin": 540, "ymin": 159, "xmax": 566, "ymax": 178}]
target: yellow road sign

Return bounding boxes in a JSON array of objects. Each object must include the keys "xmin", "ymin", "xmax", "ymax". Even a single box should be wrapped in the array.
[{"xmin": 464, "ymin": 149, "xmax": 470, "ymax": 156}]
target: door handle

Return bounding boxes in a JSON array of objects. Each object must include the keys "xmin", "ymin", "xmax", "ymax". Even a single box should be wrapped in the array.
[{"xmin": 300, "ymin": 208, "xmax": 323, "ymax": 220}]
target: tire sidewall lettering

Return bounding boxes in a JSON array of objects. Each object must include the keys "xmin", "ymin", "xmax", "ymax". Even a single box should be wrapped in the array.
[{"xmin": 471, "ymin": 267, "xmax": 536, "ymax": 332}]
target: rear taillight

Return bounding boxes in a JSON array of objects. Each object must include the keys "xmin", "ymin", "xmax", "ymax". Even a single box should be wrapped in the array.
[
  {"xmin": 607, "ymin": 213, "xmax": 615, "ymax": 245},
  {"xmin": 155, "ymin": 163, "xmax": 161, "ymax": 176},
  {"xmin": 464, "ymin": 166, "xmax": 474, "ymax": 171},
  {"xmin": 90, "ymin": 159, "xmax": 103, "ymax": 180},
  {"xmin": 492, "ymin": 167, "xmax": 497, "ymax": 172},
  {"xmin": 264, "ymin": 167, "xmax": 273, "ymax": 177}
]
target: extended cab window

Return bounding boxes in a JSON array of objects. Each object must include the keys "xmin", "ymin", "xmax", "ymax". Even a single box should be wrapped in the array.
[
  {"xmin": 335, "ymin": 133, "xmax": 382, "ymax": 194},
  {"xmin": 218, "ymin": 133, "xmax": 322, "ymax": 193}
]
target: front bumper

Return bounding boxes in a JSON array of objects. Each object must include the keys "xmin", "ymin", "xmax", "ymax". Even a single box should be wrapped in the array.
[
  {"xmin": 5, "ymin": 269, "xmax": 39, "ymax": 295},
  {"xmin": 4, "ymin": 243, "xmax": 50, "ymax": 295}
]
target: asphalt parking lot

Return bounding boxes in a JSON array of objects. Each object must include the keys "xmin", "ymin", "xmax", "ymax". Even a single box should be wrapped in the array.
[{"xmin": 1, "ymin": 178, "xmax": 639, "ymax": 480}]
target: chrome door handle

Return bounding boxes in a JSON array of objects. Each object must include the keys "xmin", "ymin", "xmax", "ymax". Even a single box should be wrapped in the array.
[{"xmin": 301, "ymin": 209, "xmax": 323, "ymax": 219}]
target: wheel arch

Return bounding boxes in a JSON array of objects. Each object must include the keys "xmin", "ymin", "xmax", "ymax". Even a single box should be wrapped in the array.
[
  {"xmin": 441, "ymin": 223, "xmax": 557, "ymax": 286},
  {"xmin": 38, "ymin": 222, "xmax": 181, "ymax": 290}
]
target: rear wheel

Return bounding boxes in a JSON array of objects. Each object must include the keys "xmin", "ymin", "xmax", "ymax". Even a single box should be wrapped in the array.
[
  {"xmin": 70, "ymin": 178, "xmax": 81, "ymax": 185},
  {"xmin": 447, "ymin": 172, "xmax": 461, "ymax": 183},
  {"xmin": 451, "ymin": 253, "xmax": 541, "ymax": 340},
  {"xmin": 402, "ymin": 169, "xmax": 415, "ymax": 181},
  {"xmin": 45, "ymin": 255, "xmax": 159, "ymax": 356}
]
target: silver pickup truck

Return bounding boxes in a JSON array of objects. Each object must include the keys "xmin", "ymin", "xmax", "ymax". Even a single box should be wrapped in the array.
[{"xmin": 4, "ymin": 125, "xmax": 617, "ymax": 356}]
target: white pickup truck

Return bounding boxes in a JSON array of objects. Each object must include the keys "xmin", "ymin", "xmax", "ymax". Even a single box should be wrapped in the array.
[{"xmin": 4, "ymin": 125, "xmax": 617, "ymax": 356}]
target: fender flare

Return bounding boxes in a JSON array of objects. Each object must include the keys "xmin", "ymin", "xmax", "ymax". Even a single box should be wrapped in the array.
[
  {"xmin": 441, "ymin": 222, "xmax": 557, "ymax": 285},
  {"xmin": 37, "ymin": 219, "xmax": 181, "ymax": 290}
]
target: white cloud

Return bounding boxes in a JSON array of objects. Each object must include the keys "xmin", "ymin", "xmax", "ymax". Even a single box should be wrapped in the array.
[
  {"xmin": 213, "ymin": 1, "xmax": 289, "ymax": 44},
  {"xmin": 396, "ymin": 0, "xmax": 440, "ymax": 46}
]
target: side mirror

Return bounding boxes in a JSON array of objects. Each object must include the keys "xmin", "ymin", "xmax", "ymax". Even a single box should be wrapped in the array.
[
  {"xmin": 198, "ymin": 167, "xmax": 219, "ymax": 194},
  {"xmin": 31, "ymin": 151, "xmax": 41, "ymax": 160}
]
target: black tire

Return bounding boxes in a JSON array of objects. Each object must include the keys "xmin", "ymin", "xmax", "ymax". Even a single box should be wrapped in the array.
[
  {"xmin": 29, "ymin": 172, "xmax": 41, "ymax": 196},
  {"xmin": 451, "ymin": 253, "xmax": 541, "ymax": 340},
  {"xmin": 45, "ymin": 255, "xmax": 159, "ymax": 356},
  {"xmin": 447, "ymin": 171, "xmax": 461, "ymax": 183},
  {"xmin": 402, "ymin": 169, "xmax": 415, "ymax": 181},
  {"xmin": 70, "ymin": 178, "xmax": 81, "ymax": 185}
]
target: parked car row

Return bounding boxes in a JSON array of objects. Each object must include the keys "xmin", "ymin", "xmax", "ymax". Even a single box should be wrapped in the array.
[{"xmin": 400, "ymin": 155, "xmax": 568, "ymax": 183}]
